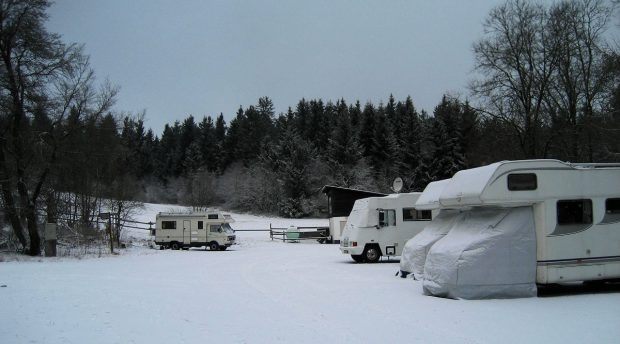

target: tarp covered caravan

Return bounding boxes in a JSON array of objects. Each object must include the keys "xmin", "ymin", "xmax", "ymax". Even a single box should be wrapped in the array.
[
  {"xmin": 406, "ymin": 159, "xmax": 620, "ymax": 299},
  {"xmin": 422, "ymin": 206, "xmax": 537, "ymax": 299},
  {"xmin": 400, "ymin": 209, "xmax": 461, "ymax": 279}
]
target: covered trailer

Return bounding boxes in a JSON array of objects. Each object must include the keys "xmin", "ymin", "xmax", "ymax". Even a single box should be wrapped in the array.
[{"xmin": 415, "ymin": 160, "xmax": 620, "ymax": 299}]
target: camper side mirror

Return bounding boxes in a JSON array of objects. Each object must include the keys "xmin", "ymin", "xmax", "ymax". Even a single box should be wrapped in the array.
[{"xmin": 218, "ymin": 228, "xmax": 222, "ymax": 233}]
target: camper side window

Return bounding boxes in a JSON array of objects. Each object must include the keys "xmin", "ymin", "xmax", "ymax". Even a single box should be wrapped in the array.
[
  {"xmin": 603, "ymin": 198, "xmax": 620, "ymax": 224},
  {"xmin": 161, "ymin": 221, "xmax": 176, "ymax": 230},
  {"xmin": 210, "ymin": 224, "xmax": 222, "ymax": 233},
  {"xmin": 379, "ymin": 209, "xmax": 396, "ymax": 227},
  {"xmin": 507, "ymin": 173, "xmax": 537, "ymax": 191},
  {"xmin": 557, "ymin": 199, "xmax": 593, "ymax": 225},
  {"xmin": 607, "ymin": 198, "xmax": 620, "ymax": 214},
  {"xmin": 198, "ymin": 221, "xmax": 203, "ymax": 229},
  {"xmin": 403, "ymin": 208, "xmax": 432, "ymax": 221}
]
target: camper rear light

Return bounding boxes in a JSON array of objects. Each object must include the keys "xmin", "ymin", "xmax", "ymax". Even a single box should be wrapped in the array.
[{"xmin": 352, "ymin": 241, "xmax": 357, "ymax": 247}]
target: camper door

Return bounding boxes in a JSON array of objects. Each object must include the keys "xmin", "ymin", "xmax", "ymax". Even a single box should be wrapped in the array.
[{"xmin": 183, "ymin": 220, "xmax": 192, "ymax": 245}]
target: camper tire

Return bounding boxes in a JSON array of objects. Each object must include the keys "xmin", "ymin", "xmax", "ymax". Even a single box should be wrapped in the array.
[
  {"xmin": 170, "ymin": 242, "xmax": 180, "ymax": 250},
  {"xmin": 209, "ymin": 242, "xmax": 219, "ymax": 251},
  {"xmin": 351, "ymin": 255, "xmax": 364, "ymax": 263},
  {"xmin": 363, "ymin": 245, "xmax": 381, "ymax": 263}
]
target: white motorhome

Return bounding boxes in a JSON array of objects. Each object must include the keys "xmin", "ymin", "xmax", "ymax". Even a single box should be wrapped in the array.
[
  {"xmin": 155, "ymin": 212, "xmax": 236, "ymax": 251},
  {"xmin": 413, "ymin": 160, "xmax": 620, "ymax": 298},
  {"xmin": 322, "ymin": 185, "xmax": 387, "ymax": 244},
  {"xmin": 339, "ymin": 193, "xmax": 432, "ymax": 263}
]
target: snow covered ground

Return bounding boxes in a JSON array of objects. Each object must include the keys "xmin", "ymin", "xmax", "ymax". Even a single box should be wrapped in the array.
[{"xmin": 1, "ymin": 204, "xmax": 619, "ymax": 344}]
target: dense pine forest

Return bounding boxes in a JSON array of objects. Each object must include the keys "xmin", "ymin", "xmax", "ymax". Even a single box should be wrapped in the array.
[{"xmin": 1, "ymin": 0, "xmax": 619, "ymax": 255}]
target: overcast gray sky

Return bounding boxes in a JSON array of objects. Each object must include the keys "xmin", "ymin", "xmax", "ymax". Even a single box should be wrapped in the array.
[{"xmin": 47, "ymin": 0, "xmax": 506, "ymax": 134}]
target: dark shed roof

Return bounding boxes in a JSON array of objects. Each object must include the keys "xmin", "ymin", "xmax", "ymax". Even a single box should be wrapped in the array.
[{"xmin": 321, "ymin": 185, "xmax": 387, "ymax": 217}]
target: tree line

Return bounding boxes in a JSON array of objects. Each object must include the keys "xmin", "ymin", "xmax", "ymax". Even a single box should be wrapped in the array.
[{"xmin": 1, "ymin": 0, "xmax": 619, "ymax": 255}]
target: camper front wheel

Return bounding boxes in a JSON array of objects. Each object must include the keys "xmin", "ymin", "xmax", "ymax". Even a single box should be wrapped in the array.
[
  {"xmin": 209, "ymin": 242, "xmax": 219, "ymax": 251},
  {"xmin": 170, "ymin": 242, "xmax": 180, "ymax": 250},
  {"xmin": 363, "ymin": 246, "xmax": 381, "ymax": 263}
]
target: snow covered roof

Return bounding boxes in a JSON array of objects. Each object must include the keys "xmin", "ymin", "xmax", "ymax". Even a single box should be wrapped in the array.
[
  {"xmin": 435, "ymin": 159, "xmax": 620, "ymax": 208},
  {"xmin": 414, "ymin": 179, "xmax": 451, "ymax": 210},
  {"xmin": 439, "ymin": 162, "xmax": 502, "ymax": 207}
]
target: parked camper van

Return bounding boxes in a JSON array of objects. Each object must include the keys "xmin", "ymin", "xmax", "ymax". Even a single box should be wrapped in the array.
[
  {"xmin": 409, "ymin": 160, "xmax": 620, "ymax": 299},
  {"xmin": 155, "ymin": 212, "xmax": 235, "ymax": 251},
  {"xmin": 322, "ymin": 185, "xmax": 387, "ymax": 244},
  {"xmin": 339, "ymin": 193, "xmax": 432, "ymax": 263}
]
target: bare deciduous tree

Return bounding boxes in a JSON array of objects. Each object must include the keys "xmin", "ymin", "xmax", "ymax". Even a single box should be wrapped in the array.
[
  {"xmin": 0, "ymin": 0, "xmax": 117, "ymax": 255},
  {"xmin": 547, "ymin": 0, "xmax": 616, "ymax": 161},
  {"xmin": 471, "ymin": 0, "xmax": 557, "ymax": 158}
]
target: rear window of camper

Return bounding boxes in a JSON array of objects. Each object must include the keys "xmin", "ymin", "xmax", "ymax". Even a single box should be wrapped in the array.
[
  {"xmin": 507, "ymin": 173, "xmax": 537, "ymax": 191},
  {"xmin": 403, "ymin": 208, "xmax": 432, "ymax": 221},
  {"xmin": 161, "ymin": 221, "xmax": 176, "ymax": 230},
  {"xmin": 557, "ymin": 199, "xmax": 592, "ymax": 225},
  {"xmin": 607, "ymin": 198, "xmax": 620, "ymax": 214}
]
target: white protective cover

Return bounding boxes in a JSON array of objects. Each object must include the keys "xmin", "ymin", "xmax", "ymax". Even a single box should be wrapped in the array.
[
  {"xmin": 439, "ymin": 162, "xmax": 500, "ymax": 207},
  {"xmin": 422, "ymin": 206, "xmax": 537, "ymax": 299},
  {"xmin": 414, "ymin": 179, "xmax": 451, "ymax": 210},
  {"xmin": 399, "ymin": 209, "xmax": 462, "ymax": 278}
]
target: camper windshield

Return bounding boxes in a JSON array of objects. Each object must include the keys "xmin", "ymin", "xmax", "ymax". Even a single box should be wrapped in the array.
[
  {"xmin": 347, "ymin": 208, "xmax": 376, "ymax": 228},
  {"xmin": 221, "ymin": 223, "xmax": 234, "ymax": 233}
]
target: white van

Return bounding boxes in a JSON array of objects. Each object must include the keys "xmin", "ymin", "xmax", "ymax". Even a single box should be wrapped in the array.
[
  {"xmin": 155, "ymin": 212, "xmax": 235, "ymax": 251},
  {"xmin": 339, "ymin": 193, "xmax": 432, "ymax": 263}
]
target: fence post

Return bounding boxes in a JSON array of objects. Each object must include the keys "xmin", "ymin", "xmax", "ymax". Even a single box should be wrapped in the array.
[{"xmin": 44, "ymin": 223, "xmax": 57, "ymax": 257}]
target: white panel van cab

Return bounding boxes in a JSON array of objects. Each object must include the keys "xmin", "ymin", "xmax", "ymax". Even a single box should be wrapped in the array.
[{"xmin": 339, "ymin": 193, "xmax": 432, "ymax": 263}]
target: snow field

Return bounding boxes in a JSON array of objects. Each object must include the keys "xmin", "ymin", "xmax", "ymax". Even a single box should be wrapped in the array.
[{"xmin": 1, "ymin": 204, "xmax": 619, "ymax": 343}]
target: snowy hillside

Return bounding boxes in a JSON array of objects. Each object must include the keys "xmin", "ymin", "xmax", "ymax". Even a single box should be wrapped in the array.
[{"xmin": 1, "ymin": 204, "xmax": 619, "ymax": 344}]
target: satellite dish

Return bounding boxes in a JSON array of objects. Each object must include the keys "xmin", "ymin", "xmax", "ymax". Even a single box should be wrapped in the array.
[{"xmin": 392, "ymin": 177, "xmax": 403, "ymax": 193}]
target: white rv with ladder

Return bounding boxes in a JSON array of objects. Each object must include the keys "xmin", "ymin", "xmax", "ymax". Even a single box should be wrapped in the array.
[{"xmin": 405, "ymin": 160, "xmax": 620, "ymax": 298}]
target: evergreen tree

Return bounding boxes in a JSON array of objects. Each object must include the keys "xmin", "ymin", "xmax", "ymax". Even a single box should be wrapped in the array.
[
  {"xmin": 429, "ymin": 97, "xmax": 466, "ymax": 181},
  {"xmin": 295, "ymin": 98, "xmax": 311, "ymax": 140},
  {"xmin": 215, "ymin": 113, "xmax": 227, "ymax": 142},
  {"xmin": 223, "ymin": 107, "xmax": 244, "ymax": 167},
  {"xmin": 358, "ymin": 103, "xmax": 376, "ymax": 158},
  {"xmin": 349, "ymin": 100, "xmax": 362, "ymax": 133},
  {"xmin": 397, "ymin": 96, "xmax": 427, "ymax": 190},
  {"xmin": 326, "ymin": 103, "xmax": 365, "ymax": 187},
  {"xmin": 198, "ymin": 116, "xmax": 218, "ymax": 171},
  {"xmin": 262, "ymin": 125, "xmax": 318, "ymax": 217}
]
